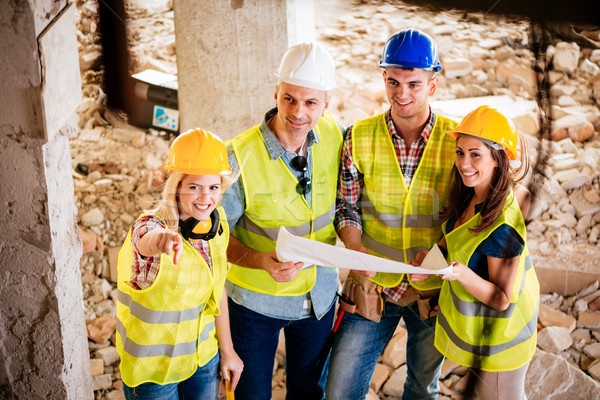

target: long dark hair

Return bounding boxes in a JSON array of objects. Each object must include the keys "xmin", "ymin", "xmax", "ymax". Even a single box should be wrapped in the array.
[{"xmin": 441, "ymin": 144, "xmax": 512, "ymax": 234}]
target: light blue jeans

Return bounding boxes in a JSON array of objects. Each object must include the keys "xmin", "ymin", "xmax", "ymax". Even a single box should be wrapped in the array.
[
  {"xmin": 325, "ymin": 300, "xmax": 443, "ymax": 400},
  {"xmin": 122, "ymin": 354, "xmax": 220, "ymax": 400}
]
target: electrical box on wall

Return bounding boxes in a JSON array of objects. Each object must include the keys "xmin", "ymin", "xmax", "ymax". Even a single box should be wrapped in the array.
[{"xmin": 129, "ymin": 69, "xmax": 179, "ymax": 133}]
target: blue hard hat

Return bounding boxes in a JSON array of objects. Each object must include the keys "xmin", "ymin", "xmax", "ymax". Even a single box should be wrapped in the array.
[{"xmin": 379, "ymin": 29, "xmax": 442, "ymax": 72}]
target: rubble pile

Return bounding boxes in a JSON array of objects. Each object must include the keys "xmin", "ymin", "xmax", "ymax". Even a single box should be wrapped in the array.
[{"xmin": 71, "ymin": 0, "xmax": 600, "ymax": 399}]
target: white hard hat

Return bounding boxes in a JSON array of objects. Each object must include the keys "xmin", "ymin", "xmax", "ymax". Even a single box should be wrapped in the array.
[{"xmin": 275, "ymin": 42, "xmax": 336, "ymax": 91}]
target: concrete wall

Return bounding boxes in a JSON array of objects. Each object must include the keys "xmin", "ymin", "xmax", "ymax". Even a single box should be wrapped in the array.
[
  {"xmin": 173, "ymin": 0, "xmax": 315, "ymax": 140},
  {"xmin": 0, "ymin": 1, "xmax": 92, "ymax": 398}
]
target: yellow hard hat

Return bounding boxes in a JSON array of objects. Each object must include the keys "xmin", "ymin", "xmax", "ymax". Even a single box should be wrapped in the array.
[
  {"xmin": 164, "ymin": 128, "xmax": 232, "ymax": 175},
  {"xmin": 446, "ymin": 105, "xmax": 518, "ymax": 160}
]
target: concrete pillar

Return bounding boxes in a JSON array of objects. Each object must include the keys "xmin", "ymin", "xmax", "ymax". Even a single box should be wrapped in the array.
[
  {"xmin": 0, "ymin": 1, "xmax": 92, "ymax": 399},
  {"xmin": 173, "ymin": 0, "xmax": 315, "ymax": 140}
]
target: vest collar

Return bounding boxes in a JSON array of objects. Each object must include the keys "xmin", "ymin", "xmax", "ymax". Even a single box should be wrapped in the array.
[{"xmin": 385, "ymin": 107, "xmax": 436, "ymax": 145}]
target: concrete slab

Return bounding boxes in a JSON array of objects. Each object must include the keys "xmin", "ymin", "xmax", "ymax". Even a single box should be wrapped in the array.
[
  {"xmin": 535, "ymin": 265, "xmax": 600, "ymax": 297},
  {"xmin": 38, "ymin": 3, "xmax": 82, "ymax": 141}
]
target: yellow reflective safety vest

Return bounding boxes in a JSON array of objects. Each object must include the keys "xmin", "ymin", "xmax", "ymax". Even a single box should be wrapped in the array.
[
  {"xmin": 352, "ymin": 112, "xmax": 457, "ymax": 290},
  {"xmin": 116, "ymin": 208, "xmax": 229, "ymax": 387},
  {"xmin": 227, "ymin": 112, "xmax": 342, "ymax": 296},
  {"xmin": 435, "ymin": 190, "xmax": 539, "ymax": 371}
]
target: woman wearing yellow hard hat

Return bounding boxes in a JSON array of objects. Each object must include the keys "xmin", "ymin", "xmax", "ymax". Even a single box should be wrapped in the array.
[
  {"xmin": 115, "ymin": 128, "xmax": 243, "ymax": 399},
  {"xmin": 417, "ymin": 106, "xmax": 539, "ymax": 399}
]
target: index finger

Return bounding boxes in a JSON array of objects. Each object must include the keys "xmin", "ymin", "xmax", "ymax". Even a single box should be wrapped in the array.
[
  {"xmin": 172, "ymin": 240, "xmax": 183, "ymax": 265},
  {"xmin": 163, "ymin": 238, "xmax": 173, "ymax": 255}
]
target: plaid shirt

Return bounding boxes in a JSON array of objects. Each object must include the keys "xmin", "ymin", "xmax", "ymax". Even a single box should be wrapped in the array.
[
  {"xmin": 130, "ymin": 215, "xmax": 211, "ymax": 290},
  {"xmin": 335, "ymin": 108, "xmax": 436, "ymax": 301}
]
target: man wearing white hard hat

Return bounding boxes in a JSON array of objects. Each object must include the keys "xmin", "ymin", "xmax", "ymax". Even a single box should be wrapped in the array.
[{"xmin": 221, "ymin": 42, "xmax": 344, "ymax": 399}]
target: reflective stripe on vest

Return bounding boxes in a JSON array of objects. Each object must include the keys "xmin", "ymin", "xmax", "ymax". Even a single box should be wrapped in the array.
[
  {"xmin": 227, "ymin": 112, "xmax": 342, "ymax": 296},
  {"xmin": 436, "ymin": 303, "xmax": 539, "ymax": 358},
  {"xmin": 116, "ymin": 208, "xmax": 229, "ymax": 386},
  {"xmin": 361, "ymin": 230, "xmax": 426, "ymax": 263},
  {"xmin": 435, "ymin": 191, "xmax": 540, "ymax": 371},
  {"xmin": 117, "ymin": 289, "xmax": 205, "ymax": 324},
  {"xmin": 116, "ymin": 318, "xmax": 215, "ymax": 358},
  {"xmin": 446, "ymin": 255, "xmax": 533, "ymax": 319},
  {"xmin": 237, "ymin": 202, "xmax": 335, "ymax": 241},
  {"xmin": 352, "ymin": 112, "xmax": 457, "ymax": 290},
  {"xmin": 360, "ymin": 193, "xmax": 439, "ymax": 228}
]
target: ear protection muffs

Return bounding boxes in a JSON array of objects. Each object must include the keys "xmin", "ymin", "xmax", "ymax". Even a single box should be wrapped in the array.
[{"xmin": 179, "ymin": 209, "xmax": 223, "ymax": 241}]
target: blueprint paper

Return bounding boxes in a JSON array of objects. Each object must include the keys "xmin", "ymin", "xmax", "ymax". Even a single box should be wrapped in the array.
[{"xmin": 275, "ymin": 227, "xmax": 452, "ymax": 275}]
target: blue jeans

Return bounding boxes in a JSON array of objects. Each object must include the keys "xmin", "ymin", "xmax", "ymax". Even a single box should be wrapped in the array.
[
  {"xmin": 122, "ymin": 354, "xmax": 220, "ymax": 400},
  {"xmin": 228, "ymin": 297, "xmax": 335, "ymax": 400},
  {"xmin": 325, "ymin": 300, "xmax": 443, "ymax": 400}
]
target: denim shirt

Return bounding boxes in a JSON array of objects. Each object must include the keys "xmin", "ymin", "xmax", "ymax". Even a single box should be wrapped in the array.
[{"xmin": 221, "ymin": 108, "xmax": 343, "ymax": 320}]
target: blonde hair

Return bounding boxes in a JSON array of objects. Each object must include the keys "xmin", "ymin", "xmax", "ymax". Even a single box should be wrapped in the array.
[{"xmin": 145, "ymin": 171, "xmax": 238, "ymax": 230}]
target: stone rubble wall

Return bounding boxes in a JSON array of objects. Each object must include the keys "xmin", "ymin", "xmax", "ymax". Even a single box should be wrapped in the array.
[{"xmin": 71, "ymin": 0, "xmax": 600, "ymax": 399}]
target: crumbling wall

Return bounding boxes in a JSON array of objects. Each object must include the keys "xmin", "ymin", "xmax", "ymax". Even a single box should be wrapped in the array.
[{"xmin": 0, "ymin": 1, "xmax": 92, "ymax": 399}]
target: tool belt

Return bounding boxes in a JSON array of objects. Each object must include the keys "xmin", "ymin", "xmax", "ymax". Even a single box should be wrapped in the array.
[{"xmin": 341, "ymin": 271, "xmax": 440, "ymax": 323}]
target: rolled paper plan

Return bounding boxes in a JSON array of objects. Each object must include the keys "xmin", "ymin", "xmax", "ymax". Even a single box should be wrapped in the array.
[{"xmin": 275, "ymin": 227, "xmax": 452, "ymax": 275}]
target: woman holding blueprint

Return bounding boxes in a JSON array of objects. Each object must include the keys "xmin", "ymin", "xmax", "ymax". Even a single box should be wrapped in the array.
[{"xmin": 418, "ymin": 106, "xmax": 539, "ymax": 400}]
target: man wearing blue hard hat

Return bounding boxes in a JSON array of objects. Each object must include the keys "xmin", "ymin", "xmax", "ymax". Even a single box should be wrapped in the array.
[{"xmin": 326, "ymin": 29, "xmax": 457, "ymax": 400}]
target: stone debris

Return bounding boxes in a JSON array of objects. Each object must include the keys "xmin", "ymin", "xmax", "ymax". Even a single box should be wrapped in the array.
[
  {"xmin": 589, "ymin": 360, "xmax": 600, "ymax": 380},
  {"xmin": 577, "ymin": 312, "xmax": 600, "ymax": 330},
  {"xmin": 87, "ymin": 313, "xmax": 117, "ymax": 344},
  {"xmin": 584, "ymin": 343, "xmax": 600, "ymax": 359},
  {"xmin": 538, "ymin": 326, "xmax": 574, "ymax": 353},
  {"xmin": 71, "ymin": 0, "xmax": 600, "ymax": 398},
  {"xmin": 381, "ymin": 364, "xmax": 407, "ymax": 398},
  {"xmin": 96, "ymin": 346, "xmax": 120, "ymax": 368},
  {"xmin": 105, "ymin": 391, "xmax": 126, "ymax": 400},
  {"xmin": 553, "ymin": 42, "xmax": 581, "ymax": 74},
  {"xmin": 92, "ymin": 374, "xmax": 113, "ymax": 391},
  {"xmin": 525, "ymin": 349, "xmax": 600, "ymax": 399},
  {"xmin": 577, "ymin": 280, "xmax": 600, "ymax": 298},
  {"xmin": 90, "ymin": 358, "xmax": 104, "ymax": 376},
  {"xmin": 538, "ymin": 303, "xmax": 578, "ymax": 332},
  {"xmin": 370, "ymin": 363, "xmax": 393, "ymax": 393},
  {"xmin": 80, "ymin": 227, "xmax": 105, "ymax": 253}
]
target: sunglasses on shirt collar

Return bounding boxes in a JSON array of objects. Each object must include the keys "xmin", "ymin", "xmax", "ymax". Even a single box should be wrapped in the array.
[{"xmin": 290, "ymin": 155, "xmax": 311, "ymax": 195}]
